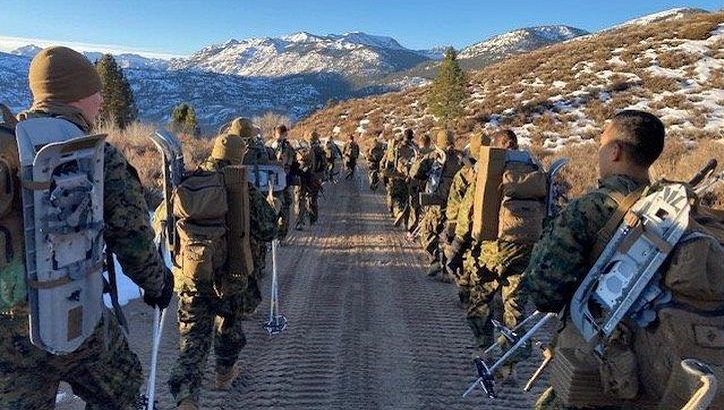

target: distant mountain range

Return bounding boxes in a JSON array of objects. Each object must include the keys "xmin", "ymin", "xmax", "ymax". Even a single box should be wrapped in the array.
[{"xmin": 0, "ymin": 7, "xmax": 707, "ymax": 130}]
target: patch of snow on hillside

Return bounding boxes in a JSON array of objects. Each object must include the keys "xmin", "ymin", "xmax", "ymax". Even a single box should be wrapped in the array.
[
  {"xmin": 608, "ymin": 8, "xmax": 696, "ymax": 31},
  {"xmin": 607, "ymin": 55, "xmax": 626, "ymax": 66}
]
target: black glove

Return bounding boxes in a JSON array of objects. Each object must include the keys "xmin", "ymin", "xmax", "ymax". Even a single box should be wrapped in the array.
[
  {"xmin": 444, "ymin": 236, "xmax": 466, "ymax": 275},
  {"xmin": 143, "ymin": 268, "xmax": 174, "ymax": 310}
]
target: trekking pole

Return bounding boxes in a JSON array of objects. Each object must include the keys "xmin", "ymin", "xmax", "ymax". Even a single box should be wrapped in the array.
[
  {"xmin": 263, "ymin": 177, "xmax": 288, "ymax": 335},
  {"xmin": 146, "ymin": 306, "xmax": 167, "ymax": 410},
  {"xmin": 484, "ymin": 310, "xmax": 543, "ymax": 356},
  {"xmin": 463, "ymin": 312, "xmax": 556, "ymax": 399}
]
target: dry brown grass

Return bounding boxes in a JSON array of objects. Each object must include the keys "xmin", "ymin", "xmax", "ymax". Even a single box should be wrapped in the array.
[
  {"xmin": 100, "ymin": 122, "xmax": 214, "ymax": 206},
  {"xmin": 291, "ymin": 11, "xmax": 724, "ymax": 207}
]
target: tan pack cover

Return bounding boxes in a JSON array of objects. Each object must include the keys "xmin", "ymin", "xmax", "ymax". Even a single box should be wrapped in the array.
[
  {"xmin": 172, "ymin": 171, "xmax": 228, "ymax": 220},
  {"xmin": 498, "ymin": 199, "xmax": 545, "ymax": 243},
  {"xmin": 171, "ymin": 170, "xmax": 229, "ymax": 293},
  {"xmin": 222, "ymin": 166, "xmax": 254, "ymax": 278},
  {"xmin": 471, "ymin": 147, "xmax": 506, "ymax": 241},
  {"xmin": 633, "ymin": 208, "xmax": 724, "ymax": 407}
]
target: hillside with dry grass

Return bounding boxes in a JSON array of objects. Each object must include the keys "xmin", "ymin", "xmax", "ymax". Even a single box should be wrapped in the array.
[{"xmin": 291, "ymin": 11, "xmax": 723, "ymax": 203}]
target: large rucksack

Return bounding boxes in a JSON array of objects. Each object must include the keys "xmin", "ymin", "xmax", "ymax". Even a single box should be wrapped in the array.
[
  {"xmin": 13, "ymin": 117, "xmax": 106, "ymax": 354},
  {"xmin": 471, "ymin": 148, "xmax": 548, "ymax": 243},
  {"xmin": 561, "ymin": 182, "xmax": 724, "ymax": 407},
  {"xmin": 167, "ymin": 161, "xmax": 258, "ymax": 296}
]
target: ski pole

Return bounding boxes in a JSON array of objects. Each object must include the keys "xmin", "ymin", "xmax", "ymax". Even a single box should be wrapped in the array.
[
  {"xmin": 463, "ymin": 313, "xmax": 556, "ymax": 398},
  {"xmin": 146, "ymin": 306, "xmax": 167, "ymax": 410}
]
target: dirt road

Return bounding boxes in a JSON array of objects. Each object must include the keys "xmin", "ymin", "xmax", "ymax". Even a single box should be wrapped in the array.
[{"xmin": 59, "ymin": 164, "xmax": 548, "ymax": 409}]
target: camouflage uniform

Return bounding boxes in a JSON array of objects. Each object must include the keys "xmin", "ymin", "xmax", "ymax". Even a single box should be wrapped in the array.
[
  {"xmin": 524, "ymin": 175, "xmax": 645, "ymax": 410},
  {"xmin": 412, "ymin": 145, "xmax": 462, "ymax": 268},
  {"xmin": 455, "ymin": 167, "xmax": 533, "ymax": 349},
  {"xmin": 365, "ymin": 140, "xmax": 386, "ymax": 190},
  {"xmin": 168, "ymin": 157, "xmax": 278, "ymax": 405},
  {"xmin": 323, "ymin": 139, "xmax": 336, "ymax": 181},
  {"xmin": 444, "ymin": 165, "xmax": 476, "ymax": 300},
  {"xmin": 273, "ymin": 138, "xmax": 296, "ymax": 239},
  {"xmin": 342, "ymin": 140, "xmax": 359, "ymax": 178},
  {"xmin": 295, "ymin": 140, "xmax": 325, "ymax": 228},
  {"xmin": 1, "ymin": 107, "xmax": 165, "ymax": 410},
  {"xmin": 385, "ymin": 140, "xmax": 418, "ymax": 225}
]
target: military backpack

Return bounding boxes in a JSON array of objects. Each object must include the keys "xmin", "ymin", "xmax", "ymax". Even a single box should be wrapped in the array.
[{"xmin": 553, "ymin": 182, "xmax": 724, "ymax": 408}]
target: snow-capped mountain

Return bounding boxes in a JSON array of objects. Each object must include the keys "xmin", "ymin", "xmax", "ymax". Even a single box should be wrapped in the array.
[
  {"xmin": 170, "ymin": 31, "xmax": 432, "ymax": 81},
  {"xmin": 383, "ymin": 25, "xmax": 588, "ymax": 81},
  {"xmin": 10, "ymin": 44, "xmax": 43, "ymax": 58},
  {"xmin": 1, "ymin": 8, "xmax": 707, "ymax": 131},
  {"xmin": 8, "ymin": 44, "xmax": 170, "ymax": 70},
  {"xmin": 458, "ymin": 25, "xmax": 588, "ymax": 63},
  {"xmin": 83, "ymin": 52, "xmax": 170, "ymax": 70}
]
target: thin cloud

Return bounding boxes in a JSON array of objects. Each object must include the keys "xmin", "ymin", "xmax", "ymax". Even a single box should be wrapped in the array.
[{"xmin": 0, "ymin": 35, "xmax": 185, "ymax": 60}]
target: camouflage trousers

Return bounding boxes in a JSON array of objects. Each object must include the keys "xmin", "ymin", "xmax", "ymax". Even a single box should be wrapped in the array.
[
  {"xmin": 0, "ymin": 310, "xmax": 142, "ymax": 410},
  {"xmin": 295, "ymin": 183, "xmax": 320, "ymax": 227},
  {"xmin": 417, "ymin": 205, "xmax": 444, "ymax": 259},
  {"xmin": 344, "ymin": 158, "xmax": 357, "ymax": 178},
  {"xmin": 386, "ymin": 177, "xmax": 409, "ymax": 221},
  {"xmin": 367, "ymin": 162, "xmax": 381, "ymax": 191},
  {"xmin": 168, "ymin": 291, "xmax": 246, "ymax": 404},
  {"xmin": 464, "ymin": 241, "xmax": 532, "ymax": 349},
  {"xmin": 275, "ymin": 187, "xmax": 293, "ymax": 239}
]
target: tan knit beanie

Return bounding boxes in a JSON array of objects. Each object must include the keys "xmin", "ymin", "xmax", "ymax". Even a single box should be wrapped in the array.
[
  {"xmin": 228, "ymin": 117, "xmax": 254, "ymax": 138},
  {"xmin": 211, "ymin": 133, "xmax": 246, "ymax": 164},
  {"xmin": 29, "ymin": 46, "xmax": 102, "ymax": 103}
]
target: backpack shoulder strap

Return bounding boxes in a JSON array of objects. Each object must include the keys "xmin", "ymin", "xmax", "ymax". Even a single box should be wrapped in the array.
[{"xmin": 592, "ymin": 186, "xmax": 646, "ymax": 258}]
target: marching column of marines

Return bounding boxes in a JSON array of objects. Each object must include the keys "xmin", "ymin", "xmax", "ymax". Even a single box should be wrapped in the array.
[{"xmin": 0, "ymin": 44, "xmax": 720, "ymax": 410}]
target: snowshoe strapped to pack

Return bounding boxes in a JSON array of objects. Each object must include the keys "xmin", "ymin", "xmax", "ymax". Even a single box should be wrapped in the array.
[
  {"xmin": 570, "ymin": 183, "xmax": 691, "ymax": 354},
  {"xmin": 16, "ymin": 117, "xmax": 106, "ymax": 354}
]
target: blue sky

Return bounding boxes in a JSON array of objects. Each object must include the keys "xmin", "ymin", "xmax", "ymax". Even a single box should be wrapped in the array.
[{"xmin": 0, "ymin": 1, "xmax": 721, "ymax": 57}]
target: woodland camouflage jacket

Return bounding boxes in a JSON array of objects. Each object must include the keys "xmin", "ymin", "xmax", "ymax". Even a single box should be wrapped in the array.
[{"xmin": 524, "ymin": 174, "xmax": 647, "ymax": 312}]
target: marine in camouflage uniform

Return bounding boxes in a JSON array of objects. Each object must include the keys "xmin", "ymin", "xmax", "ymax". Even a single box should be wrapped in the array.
[
  {"xmin": 323, "ymin": 137, "xmax": 337, "ymax": 182},
  {"xmin": 364, "ymin": 135, "xmax": 386, "ymax": 191},
  {"xmin": 381, "ymin": 134, "xmax": 401, "ymax": 214},
  {"xmin": 272, "ymin": 124, "xmax": 296, "ymax": 241},
  {"xmin": 524, "ymin": 111, "xmax": 666, "ymax": 410},
  {"xmin": 0, "ymin": 46, "xmax": 171, "ymax": 410},
  {"xmin": 406, "ymin": 133, "xmax": 433, "ymax": 232},
  {"xmin": 443, "ymin": 133, "xmax": 485, "ymax": 303},
  {"xmin": 167, "ymin": 131, "xmax": 278, "ymax": 409},
  {"xmin": 342, "ymin": 134, "xmax": 360, "ymax": 179},
  {"xmin": 295, "ymin": 130, "xmax": 325, "ymax": 229},
  {"xmin": 384, "ymin": 129, "xmax": 418, "ymax": 225},
  {"xmin": 448, "ymin": 131, "xmax": 532, "ymax": 355},
  {"xmin": 410, "ymin": 129, "xmax": 461, "ymax": 279},
  {"xmin": 234, "ymin": 119, "xmax": 277, "ymax": 308}
]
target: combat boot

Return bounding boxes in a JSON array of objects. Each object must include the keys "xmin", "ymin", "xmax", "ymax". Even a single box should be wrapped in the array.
[
  {"xmin": 177, "ymin": 397, "xmax": 199, "ymax": 410},
  {"xmin": 215, "ymin": 364, "xmax": 240, "ymax": 391}
]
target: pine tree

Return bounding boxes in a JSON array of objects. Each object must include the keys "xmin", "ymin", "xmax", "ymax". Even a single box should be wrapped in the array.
[
  {"xmin": 427, "ymin": 47, "xmax": 467, "ymax": 123},
  {"xmin": 95, "ymin": 54, "xmax": 137, "ymax": 129},
  {"xmin": 171, "ymin": 103, "xmax": 198, "ymax": 134}
]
